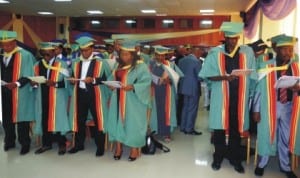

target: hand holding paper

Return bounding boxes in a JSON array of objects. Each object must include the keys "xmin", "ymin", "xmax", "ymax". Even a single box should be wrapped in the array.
[
  {"xmin": 102, "ymin": 81, "xmax": 123, "ymax": 88},
  {"xmin": 275, "ymin": 75, "xmax": 300, "ymax": 89},
  {"xmin": 28, "ymin": 76, "xmax": 47, "ymax": 84},
  {"xmin": 230, "ymin": 69, "xmax": 254, "ymax": 76}
]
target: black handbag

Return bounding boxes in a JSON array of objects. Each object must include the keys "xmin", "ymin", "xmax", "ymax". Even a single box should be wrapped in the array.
[{"xmin": 141, "ymin": 131, "xmax": 170, "ymax": 155}]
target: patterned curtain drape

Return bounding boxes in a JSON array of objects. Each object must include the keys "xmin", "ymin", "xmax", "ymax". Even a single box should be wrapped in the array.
[{"xmin": 244, "ymin": 0, "xmax": 297, "ymax": 39}]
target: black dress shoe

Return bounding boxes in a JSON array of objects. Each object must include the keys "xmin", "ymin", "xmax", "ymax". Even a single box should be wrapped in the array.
[
  {"xmin": 254, "ymin": 167, "xmax": 264, "ymax": 176},
  {"xmin": 20, "ymin": 146, "xmax": 30, "ymax": 155},
  {"xmin": 95, "ymin": 149, "xmax": 104, "ymax": 157},
  {"xmin": 68, "ymin": 146, "xmax": 84, "ymax": 154},
  {"xmin": 211, "ymin": 161, "xmax": 221, "ymax": 171},
  {"xmin": 232, "ymin": 163, "xmax": 245, "ymax": 174},
  {"xmin": 128, "ymin": 156, "xmax": 137, "ymax": 162},
  {"xmin": 4, "ymin": 144, "xmax": 16, "ymax": 151},
  {"xmin": 185, "ymin": 130, "xmax": 202, "ymax": 135},
  {"xmin": 281, "ymin": 170, "xmax": 297, "ymax": 178},
  {"xmin": 58, "ymin": 146, "xmax": 66, "ymax": 155},
  {"xmin": 35, "ymin": 146, "xmax": 52, "ymax": 154}
]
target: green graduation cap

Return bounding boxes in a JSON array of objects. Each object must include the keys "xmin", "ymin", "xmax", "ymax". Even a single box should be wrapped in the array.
[
  {"xmin": 75, "ymin": 36, "xmax": 96, "ymax": 49},
  {"xmin": 120, "ymin": 40, "xmax": 137, "ymax": 52},
  {"xmin": 0, "ymin": 30, "xmax": 17, "ymax": 42},
  {"xmin": 267, "ymin": 34, "xmax": 286, "ymax": 44},
  {"xmin": 220, "ymin": 22, "xmax": 244, "ymax": 37},
  {"xmin": 71, "ymin": 44, "xmax": 80, "ymax": 51},
  {"xmin": 103, "ymin": 39, "xmax": 114, "ymax": 45},
  {"xmin": 276, "ymin": 35, "xmax": 298, "ymax": 47},
  {"xmin": 154, "ymin": 46, "xmax": 170, "ymax": 55},
  {"xmin": 39, "ymin": 42, "xmax": 56, "ymax": 50}
]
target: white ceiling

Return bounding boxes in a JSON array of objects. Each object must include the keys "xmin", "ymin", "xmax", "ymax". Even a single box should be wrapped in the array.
[{"xmin": 0, "ymin": 0, "xmax": 256, "ymax": 17}]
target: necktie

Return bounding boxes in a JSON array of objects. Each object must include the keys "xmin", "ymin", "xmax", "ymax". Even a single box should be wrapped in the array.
[{"xmin": 279, "ymin": 70, "xmax": 288, "ymax": 104}]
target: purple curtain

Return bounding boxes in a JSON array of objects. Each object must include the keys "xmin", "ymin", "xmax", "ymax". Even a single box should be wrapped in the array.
[{"xmin": 244, "ymin": 0, "xmax": 297, "ymax": 39}]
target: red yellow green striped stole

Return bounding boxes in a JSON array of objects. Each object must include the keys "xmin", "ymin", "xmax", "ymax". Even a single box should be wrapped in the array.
[
  {"xmin": 71, "ymin": 62, "xmax": 80, "ymax": 132},
  {"xmin": 11, "ymin": 52, "xmax": 22, "ymax": 123},
  {"xmin": 218, "ymin": 53, "xmax": 229, "ymax": 130},
  {"xmin": 92, "ymin": 61, "xmax": 104, "ymax": 131},
  {"xmin": 162, "ymin": 60, "xmax": 172, "ymax": 126},
  {"xmin": 289, "ymin": 62, "xmax": 300, "ymax": 153},
  {"xmin": 47, "ymin": 61, "xmax": 61, "ymax": 132},
  {"xmin": 116, "ymin": 67, "xmax": 129, "ymax": 123},
  {"xmin": 261, "ymin": 55, "xmax": 277, "ymax": 143},
  {"xmin": 218, "ymin": 52, "xmax": 248, "ymax": 133}
]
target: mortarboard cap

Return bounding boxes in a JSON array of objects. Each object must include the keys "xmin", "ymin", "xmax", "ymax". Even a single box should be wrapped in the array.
[
  {"xmin": 248, "ymin": 39, "xmax": 268, "ymax": 53},
  {"xmin": 120, "ymin": 40, "xmax": 137, "ymax": 52},
  {"xmin": 103, "ymin": 39, "xmax": 114, "ymax": 45},
  {"xmin": 267, "ymin": 34, "xmax": 285, "ymax": 44},
  {"xmin": 75, "ymin": 36, "xmax": 96, "ymax": 49},
  {"xmin": 39, "ymin": 42, "xmax": 56, "ymax": 50},
  {"xmin": 276, "ymin": 35, "xmax": 298, "ymax": 47},
  {"xmin": 220, "ymin": 22, "xmax": 244, "ymax": 37},
  {"xmin": 0, "ymin": 30, "xmax": 17, "ymax": 42},
  {"xmin": 71, "ymin": 44, "xmax": 80, "ymax": 52},
  {"xmin": 154, "ymin": 46, "xmax": 170, "ymax": 55}
]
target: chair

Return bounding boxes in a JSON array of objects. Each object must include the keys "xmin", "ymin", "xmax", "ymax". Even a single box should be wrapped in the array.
[
  {"xmin": 292, "ymin": 154, "xmax": 299, "ymax": 171},
  {"xmin": 225, "ymin": 130, "xmax": 251, "ymax": 165}
]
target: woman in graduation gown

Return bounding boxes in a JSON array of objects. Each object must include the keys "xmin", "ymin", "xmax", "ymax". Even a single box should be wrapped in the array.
[
  {"xmin": 149, "ymin": 46, "xmax": 183, "ymax": 142},
  {"xmin": 107, "ymin": 41, "xmax": 152, "ymax": 161}
]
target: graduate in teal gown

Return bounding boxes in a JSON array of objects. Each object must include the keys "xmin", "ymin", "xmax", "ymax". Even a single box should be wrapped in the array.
[
  {"xmin": 199, "ymin": 22, "xmax": 257, "ymax": 173},
  {"xmin": 33, "ymin": 42, "xmax": 70, "ymax": 155},
  {"xmin": 253, "ymin": 35, "xmax": 300, "ymax": 178},
  {"xmin": 68, "ymin": 36, "xmax": 111, "ymax": 156},
  {"xmin": 149, "ymin": 46, "xmax": 183, "ymax": 142},
  {"xmin": 107, "ymin": 41, "xmax": 152, "ymax": 161},
  {"xmin": 0, "ymin": 30, "xmax": 35, "ymax": 155}
]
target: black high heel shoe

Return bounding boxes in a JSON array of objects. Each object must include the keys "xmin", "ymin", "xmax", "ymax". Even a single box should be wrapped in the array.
[
  {"xmin": 113, "ymin": 151, "xmax": 123, "ymax": 160},
  {"xmin": 128, "ymin": 156, "xmax": 137, "ymax": 162}
]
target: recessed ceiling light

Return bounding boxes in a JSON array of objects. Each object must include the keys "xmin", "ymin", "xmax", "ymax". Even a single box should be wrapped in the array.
[
  {"xmin": 141, "ymin": 9, "xmax": 156, "ymax": 14},
  {"xmin": 91, "ymin": 20, "xmax": 100, "ymax": 24},
  {"xmin": 37, "ymin": 11, "xmax": 54, "ymax": 15},
  {"xmin": 200, "ymin": 9, "xmax": 215, "ymax": 13},
  {"xmin": 54, "ymin": 0, "xmax": 72, "ymax": 2},
  {"xmin": 156, "ymin": 13, "xmax": 167, "ymax": 16},
  {"xmin": 87, "ymin": 10, "xmax": 103, "ymax": 15},
  {"xmin": 126, "ymin": 20, "xmax": 136, "ymax": 24},
  {"xmin": 0, "ymin": 0, "xmax": 10, "ymax": 3},
  {"xmin": 163, "ymin": 19, "xmax": 174, "ymax": 24},
  {"xmin": 201, "ymin": 20, "xmax": 213, "ymax": 25}
]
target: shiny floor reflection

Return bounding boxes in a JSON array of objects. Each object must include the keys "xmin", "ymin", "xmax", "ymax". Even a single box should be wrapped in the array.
[{"xmin": 0, "ymin": 105, "xmax": 299, "ymax": 178}]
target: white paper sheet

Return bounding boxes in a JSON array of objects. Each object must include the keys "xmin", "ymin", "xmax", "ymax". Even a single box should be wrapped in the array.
[
  {"xmin": 1, "ymin": 80, "xmax": 7, "ymax": 86},
  {"xmin": 257, "ymin": 70, "xmax": 272, "ymax": 81},
  {"xmin": 102, "ymin": 81, "xmax": 123, "ymax": 88},
  {"xmin": 151, "ymin": 74, "xmax": 160, "ymax": 85},
  {"xmin": 231, "ymin": 69, "xmax": 254, "ymax": 76},
  {"xmin": 28, "ymin": 76, "xmax": 47, "ymax": 84},
  {"xmin": 163, "ymin": 65, "xmax": 180, "ymax": 92},
  {"xmin": 66, "ymin": 78, "xmax": 85, "ymax": 81},
  {"xmin": 275, "ymin": 75, "xmax": 300, "ymax": 88}
]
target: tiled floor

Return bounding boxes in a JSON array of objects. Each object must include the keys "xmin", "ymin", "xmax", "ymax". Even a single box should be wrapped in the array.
[{"xmin": 0, "ymin": 104, "xmax": 299, "ymax": 178}]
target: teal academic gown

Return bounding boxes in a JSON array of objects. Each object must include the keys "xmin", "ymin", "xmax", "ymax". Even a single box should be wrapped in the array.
[
  {"xmin": 149, "ymin": 60, "xmax": 184, "ymax": 134},
  {"xmin": 69, "ymin": 57, "xmax": 111, "ymax": 132},
  {"xmin": 33, "ymin": 59, "xmax": 70, "ymax": 135},
  {"xmin": 199, "ymin": 45, "xmax": 257, "ymax": 133},
  {"xmin": 107, "ymin": 62, "xmax": 152, "ymax": 148},
  {"xmin": 1, "ymin": 48, "xmax": 35, "ymax": 123}
]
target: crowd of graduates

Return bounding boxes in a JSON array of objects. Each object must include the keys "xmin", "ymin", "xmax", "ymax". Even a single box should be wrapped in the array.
[{"xmin": 1, "ymin": 21, "xmax": 300, "ymax": 178}]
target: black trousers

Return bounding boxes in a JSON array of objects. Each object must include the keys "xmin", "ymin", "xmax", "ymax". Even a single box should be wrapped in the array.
[
  {"xmin": 41, "ymin": 85, "xmax": 66, "ymax": 147},
  {"xmin": 1, "ymin": 88, "xmax": 31, "ymax": 147},
  {"xmin": 213, "ymin": 91, "xmax": 242, "ymax": 164},
  {"xmin": 74, "ymin": 88, "xmax": 105, "ymax": 152}
]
